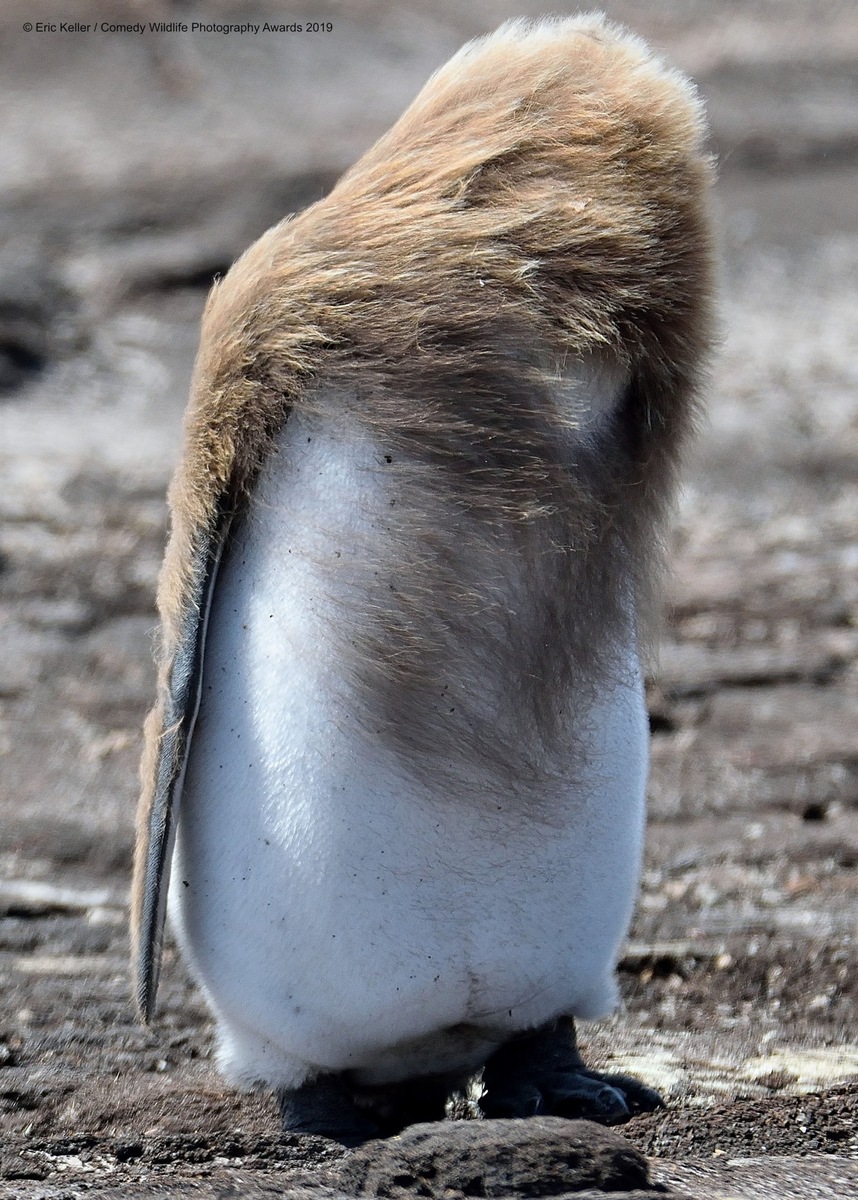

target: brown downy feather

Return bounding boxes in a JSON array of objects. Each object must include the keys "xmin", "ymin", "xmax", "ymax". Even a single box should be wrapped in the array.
[{"xmin": 132, "ymin": 15, "xmax": 716, "ymax": 1012}]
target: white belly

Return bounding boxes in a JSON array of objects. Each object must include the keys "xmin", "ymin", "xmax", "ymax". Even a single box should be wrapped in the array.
[{"xmin": 170, "ymin": 409, "xmax": 649, "ymax": 1090}]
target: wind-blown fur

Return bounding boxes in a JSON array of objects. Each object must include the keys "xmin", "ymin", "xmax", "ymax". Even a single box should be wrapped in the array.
[{"xmin": 132, "ymin": 14, "xmax": 715, "ymax": 1019}]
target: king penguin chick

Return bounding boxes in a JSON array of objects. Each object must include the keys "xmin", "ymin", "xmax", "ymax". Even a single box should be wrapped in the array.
[{"xmin": 131, "ymin": 15, "xmax": 715, "ymax": 1143}]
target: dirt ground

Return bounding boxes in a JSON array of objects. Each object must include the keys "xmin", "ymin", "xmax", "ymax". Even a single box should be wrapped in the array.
[{"xmin": 1, "ymin": 2, "xmax": 856, "ymax": 1197}]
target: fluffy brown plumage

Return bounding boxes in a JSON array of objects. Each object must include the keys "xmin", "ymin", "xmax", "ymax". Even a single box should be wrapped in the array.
[{"xmin": 132, "ymin": 14, "xmax": 716, "ymax": 1020}]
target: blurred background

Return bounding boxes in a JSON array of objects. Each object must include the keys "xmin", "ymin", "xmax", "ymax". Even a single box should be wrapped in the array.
[{"xmin": 0, "ymin": 0, "xmax": 856, "ymax": 1181}]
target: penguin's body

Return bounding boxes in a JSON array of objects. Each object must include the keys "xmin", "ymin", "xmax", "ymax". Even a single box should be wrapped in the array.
[
  {"xmin": 133, "ymin": 16, "xmax": 715, "ymax": 1138},
  {"xmin": 170, "ymin": 393, "xmax": 648, "ymax": 1092}
]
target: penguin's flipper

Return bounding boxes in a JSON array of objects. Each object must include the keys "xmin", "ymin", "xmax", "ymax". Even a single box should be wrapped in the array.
[{"xmin": 131, "ymin": 505, "xmax": 233, "ymax": 1023}]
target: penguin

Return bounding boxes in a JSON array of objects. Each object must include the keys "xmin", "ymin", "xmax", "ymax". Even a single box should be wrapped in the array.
[{"xmin": 131, "ymin": 15, "xmax": 715, "ymax": 1142}]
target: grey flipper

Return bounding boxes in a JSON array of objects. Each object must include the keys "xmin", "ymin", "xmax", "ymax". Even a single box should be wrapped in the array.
[{"xmin": 133, "ymin": 504, "xmax": 233, "ymax": 1023}]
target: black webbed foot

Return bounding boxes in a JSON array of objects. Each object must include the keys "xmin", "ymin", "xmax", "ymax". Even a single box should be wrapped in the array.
[{"xmin": 479, "ymin": 1017, "xmax": 662, "ymax": 1126}]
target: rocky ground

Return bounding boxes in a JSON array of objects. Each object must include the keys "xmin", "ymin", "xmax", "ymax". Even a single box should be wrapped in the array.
[{"xmin": 0, "ymin": 2, "xmax": 856, "ymax": 1197}]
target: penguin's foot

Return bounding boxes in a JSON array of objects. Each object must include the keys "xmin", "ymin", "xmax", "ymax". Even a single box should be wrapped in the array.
[
  {"xmin": 278, "ymin": 1075, "xmax": 381, "ymax": 1145},
  {"xmin": 278, "ymin": 1072, "xmax": 455, "ymax": 1143},
  {"xmin": 355, "ymin": 1073, "xmax": 455, "ymax": 1136},
  {"xmin": 479, "ymin": 1017, "xmax": 663, "ymax": 1126}
]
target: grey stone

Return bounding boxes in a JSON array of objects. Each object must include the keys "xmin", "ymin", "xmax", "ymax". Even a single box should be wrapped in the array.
[{"xmin": 336, "ymin": 1118, "xmax": 657, "ymax": 1197}]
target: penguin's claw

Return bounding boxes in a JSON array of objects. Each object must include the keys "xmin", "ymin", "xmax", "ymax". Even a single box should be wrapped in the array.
[
  {"xmin": 480, "ymin": 1069, "xmax": 640, "ymax": 1124},
  {"xmin": 541, "ymin": 1070, "xmax": 632, "ymax": 1123},
  {"xmin": 478, "ymin": 1080, "xmax": 544, "ymax": 1119},
  {"xmin": 579, "ymin": 1069, "xmax": 664, "ymax": 1117}
]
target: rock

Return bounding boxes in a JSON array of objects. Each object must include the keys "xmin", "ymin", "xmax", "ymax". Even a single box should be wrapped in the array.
[{"xmin": 336, "ymin": 1118, "xmax": 659, "ymax": 1198}]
